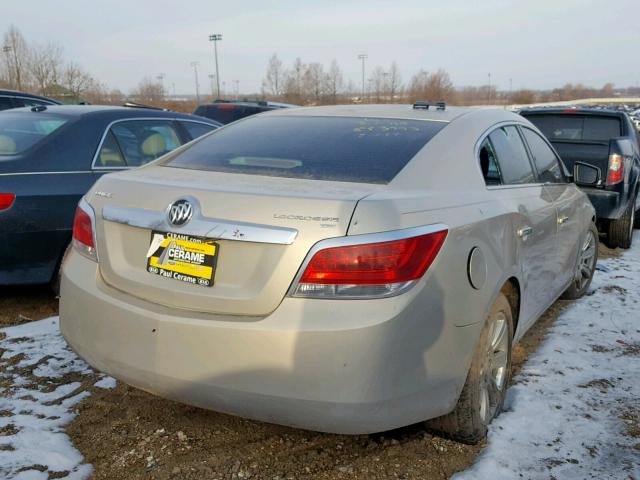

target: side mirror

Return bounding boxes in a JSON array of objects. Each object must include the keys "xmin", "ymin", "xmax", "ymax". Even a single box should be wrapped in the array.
[{"xmin": 573, "ymin": 162, "xmax": 601, "ymax": 187}]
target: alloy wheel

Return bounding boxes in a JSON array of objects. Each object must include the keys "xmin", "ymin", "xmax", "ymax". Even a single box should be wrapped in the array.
[
  {"xmin": 575, "ymin": 230, "xmax": 597, "ymax": 291},
  {"xmin": 479, "ymin": 311, "xmax": 509, "ymax": 423}
]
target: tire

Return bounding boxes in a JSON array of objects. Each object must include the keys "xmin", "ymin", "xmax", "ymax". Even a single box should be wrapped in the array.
[
  {"xmin": 608, "ymin": 197, "xmax": 635, "ymax": 249},
  {"xmin": 50, "ymin": 244, "xmax": 72, "ymax": 297},
  {"xmin": 426, "ymin": 293, "xmax": 514, "ymax": 444},
  {"xmin": 562, "ymin": 223, "xmax": 598, "ymax": 300}
]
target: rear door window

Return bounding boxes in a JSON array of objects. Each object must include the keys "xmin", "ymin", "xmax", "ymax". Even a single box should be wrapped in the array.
[
  {"xmin": 109, "ymin": 120, "xmax": 183, "ymax": 167},
  {"xmin": 478, "ymin": 137, "xmax": 502, "ymax": 185},
  {"xmin": 164, "ymin": 116, "xmax": 446, "ymax": 184},
  {"xmin": 525, "ymin": 114, "xmax": 622, "ymax": 141},
  {"xmin": 488, "ymin": 126, "xmax": 536, "ymax": 185},
  {"xmin": 522, "ymin": 128, "xmax": 565, "ymax": 183}
]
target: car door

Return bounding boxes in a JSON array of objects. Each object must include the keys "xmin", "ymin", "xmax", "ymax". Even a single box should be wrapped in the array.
[
  {"xmin": 521, "ymin": 126, "xmax": 582, "ymax": 292},
  {"xmin": 483, "ymin": 125, "xmax": 559, "ymax": 329}
]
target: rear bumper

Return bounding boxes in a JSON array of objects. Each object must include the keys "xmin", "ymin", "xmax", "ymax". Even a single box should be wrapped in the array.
[
  {"xmin": 60, "ymin": 249, "xmax": 479, "ymax": 434},
  {"xmin": 582, "ymin": 187, "xmax": 624, "ymax": 220}
]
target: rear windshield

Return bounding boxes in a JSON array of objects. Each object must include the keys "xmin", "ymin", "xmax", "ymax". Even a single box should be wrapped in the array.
[
  {"xmin": 524, "ymin": 114, "xmax": 622, "ymax": 141},
  {"xmin": 0, "ymin": 112, "xmax": 68, "ymax": 155},
  {"xmin": 164, "ymin": 116, "xmax": 446, "ymax": 183}
]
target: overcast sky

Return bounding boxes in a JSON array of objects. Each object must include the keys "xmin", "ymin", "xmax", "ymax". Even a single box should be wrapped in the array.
[{"xmin": 3, "ymin": 0, "xmax": 639, "ymax": 95}]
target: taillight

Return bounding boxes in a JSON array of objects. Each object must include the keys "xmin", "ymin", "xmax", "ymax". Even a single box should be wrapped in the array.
[
  {"xmin": 606, "ymin": 154, "xmax": 624, "ymax": 185},
  {"xmin": 72, "ymin": 199, "xmax": 97, "ymax": 261},
  {"xmin": 291, "ymin": 227, "xmax": 448, "ymax": 299},
  {"xmin": 0, "ymin": 193, "xmax": 15, "ymax": 211}
]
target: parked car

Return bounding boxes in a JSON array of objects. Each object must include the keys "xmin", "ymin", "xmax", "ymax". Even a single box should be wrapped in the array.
[
  {"xmin": 0, "ymin": 89, "xmax": 61, "ymax": 111},
  {"xmin": 520, "ymin": 108, "xmax": 640, "ymax": 248},
  {"xmin": 194, "ymin": 99, "xmax": 296, "ymax": 124},
  {"xmin": 60, "ymin": 104, "xmax": 597, "ymax": 444},
  {"xmin": 0, "ymin": 105, "xmax": 221, "ymax": 289}
]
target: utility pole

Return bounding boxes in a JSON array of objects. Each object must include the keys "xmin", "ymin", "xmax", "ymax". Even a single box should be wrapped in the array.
[
  {"xmin": 190, "ymin": 61, "xmax": 200, "ymax": 103},
  {"xmin": 208, "ymin": 33, "xmax": 222, "ymax": 98},
  {"xmin": 358, "ymin": 54, "xmax": 367, "ymax": 103}
]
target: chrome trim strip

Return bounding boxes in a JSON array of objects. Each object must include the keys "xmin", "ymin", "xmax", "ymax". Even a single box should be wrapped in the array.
[
  {"xmin": 287, "ymin": 222, "xmax": 449, "ymax": 298},
  {"xmin": 90, "ymin": 117, "xmax": 218, "ymax": 171},
  {"xmin": 0, "ymin": 170, "xmax": 92, "ymax": 176},
  {"xmin": 102, "ymin": 198, "xmax": 298, "ymax": 245}
]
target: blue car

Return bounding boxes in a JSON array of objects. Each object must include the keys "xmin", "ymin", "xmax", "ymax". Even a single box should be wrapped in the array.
[{"xmin": 0, "ymin": 105, "xmax": 221, "ymax": 288}]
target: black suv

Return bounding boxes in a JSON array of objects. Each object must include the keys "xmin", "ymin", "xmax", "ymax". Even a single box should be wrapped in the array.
[
  {"xmin": 521, "ymin": 108, "xmax": 640, "ymax": 248},
  {"xmin": 194, "ymin": 99, "xmax": 296, "ymax": 125},
  {"xmin": 0, "ymin": 89, "xmax": 61, "ymax": 111}
]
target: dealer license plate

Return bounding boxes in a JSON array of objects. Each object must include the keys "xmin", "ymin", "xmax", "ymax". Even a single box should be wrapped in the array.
[{"xmin": 146, "ymin": 231, "xmax": 218, "ymax": 287}]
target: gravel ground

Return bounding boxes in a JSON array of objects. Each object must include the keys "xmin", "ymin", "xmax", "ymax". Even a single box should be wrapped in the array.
[{"xmin": 0, "ymin": 244, "xmax": 623, "ymax": 479}]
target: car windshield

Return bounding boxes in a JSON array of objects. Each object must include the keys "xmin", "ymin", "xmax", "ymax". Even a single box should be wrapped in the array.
[
  {"xmin": 164, "ymin": 116, "xmax": 446, "ymax": 184},
  {"xmin": 525, "ymin": 114, "xmax": 622, "ymax": 141},
  {"xmin": 0, "ymin": 112, "xmax": 69, "ymax": 155}
]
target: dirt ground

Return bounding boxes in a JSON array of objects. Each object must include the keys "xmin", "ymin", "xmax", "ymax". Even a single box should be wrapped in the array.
[{"xmin": 0, "ymin": 243, "xmax": 624, "ymax": 479}]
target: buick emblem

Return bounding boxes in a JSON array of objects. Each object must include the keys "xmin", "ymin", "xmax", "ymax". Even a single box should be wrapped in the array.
[{"xmin": 167, "ymin": 199, "xmax": 193, "ymax": 227}]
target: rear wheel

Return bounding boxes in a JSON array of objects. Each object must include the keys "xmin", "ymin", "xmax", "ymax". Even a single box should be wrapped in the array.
[
  {"xmin": 50, "ymin": 244, "xmax": 72, "ymax": 297},
  {"xmin": 608, "ymin": 197, "xmax": 635, "ymax": 249},
  {"xmin": 427, "ymin": 293, "xmax": 513, "ymax": 444},
  {"xmin": 562, "ymin": 224, "xmax": 598, "ymax": 300}
]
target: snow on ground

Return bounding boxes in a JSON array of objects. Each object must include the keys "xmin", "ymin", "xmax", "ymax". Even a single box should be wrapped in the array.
[
  {"xmin": 0, "ymin": 317, "xmax": 105, "ymax": 480},
  {"xmin": 456, "ymin": 247, "xmax": 640, "ymax": 479}
]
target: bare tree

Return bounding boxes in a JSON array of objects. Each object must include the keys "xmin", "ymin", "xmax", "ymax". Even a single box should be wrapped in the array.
[
  {"xmin": 303, "ymin": 62, "xmax": 325, "ymax": 103},
  {"xmin": 131, "ymin": 77, "xmax": 165, "ymax": 105},
  {"xmin": 3, "ymin": 25, "xmax": 29, "ymax": 90},
  {"xmin": 370, "ymin": 66, "xmax": 388, "ymax": 102},
  {"xmin": 262, "ymin": 53, "xmax": 285, "ymax": 97},
  {"xmin": 62, "ymin": 62, "xmax": 95, "ymax": 98},
  {"xmin": 408, "ymin": 68, "xmax": 455, "ymax": 103},
  {"xmin": 325, "ymin": 59, "xmax": 343, "ymax": 104},
  {"xmin": 388, "ymin": 61, "xmax": 402, "ymax": 101},
  {"xmin": 29, "ymin": 42, "xmax": 64, "ymax": 96}
]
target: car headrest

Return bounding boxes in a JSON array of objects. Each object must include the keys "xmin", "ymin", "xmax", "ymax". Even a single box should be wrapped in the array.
[
  {"xmin": 0, "ymin": 135, "xmax": 17, "ymax": 154},
  {"xmin": 141, "ymin": 133, "xmax": 166, "ymax": 157}
]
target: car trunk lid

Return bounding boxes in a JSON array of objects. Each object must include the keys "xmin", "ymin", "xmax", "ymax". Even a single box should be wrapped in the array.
[{"xmin": 91, "ymin": 166, "xmax": 380, "ymax": 316}]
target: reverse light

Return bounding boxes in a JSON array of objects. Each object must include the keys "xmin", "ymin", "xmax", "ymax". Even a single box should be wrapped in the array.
[
  {"xmin": 291, "ymin": 226, "xmax": 448, "ymax": 299},
  {"xmin": 72, "ymin": 198, "xmax": 98, "ymax": 261},
  {"xmin": 606, "ymin": 154, "xmax": 624, "ymax": 185},
  {"xmin": 0, "ymin": 193, "xmax": 15, "ymax": 211}
]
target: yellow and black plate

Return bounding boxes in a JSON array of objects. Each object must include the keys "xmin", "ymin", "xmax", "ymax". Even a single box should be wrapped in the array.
[{"xmin": 146, "ymin": 231, "xmax": 218, "ymax": 287}]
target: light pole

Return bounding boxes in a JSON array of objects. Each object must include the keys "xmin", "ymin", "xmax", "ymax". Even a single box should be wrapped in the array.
[
  {"xmin": 156, "ymin": 73, "xmax": 165, "ymax": 96},
  {"xmin": 208, "ymin": 33, "xmax": 222, "ymax": 98},
  {"xmin": 358, "ymin": 54, "xmax": 367, "ymax": 102},
  {"xmin": 190, "ymin": 61, "xmax": 200, "ymax": 103}
]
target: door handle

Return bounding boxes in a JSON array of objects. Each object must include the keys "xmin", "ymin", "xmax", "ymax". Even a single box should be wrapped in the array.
[
  {"xmin": 558, "ymin": 215, "xmax": 569, "ymax": 225},
  {"xmin": 517, "ymin": 226, "xmax": 533, "ymax": 240}
]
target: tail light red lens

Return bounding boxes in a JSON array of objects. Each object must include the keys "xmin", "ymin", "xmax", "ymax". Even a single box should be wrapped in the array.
[
  {"xmin": 73, "ymin": 206, "xmax": 94, "ymax": 248},
  {"xmin": 293, "ymin": 228, "xmax": 448, "ymax": 298},
  {"xmin": 606, "ymin": 154, "xmax": 624, "ymax": 185},
  {"xmin": 0, "ymin": 193, "xmax": 15, "ymax": 211},
  {"xmin": 72, "ymin": 200, "xmax": 97, "ymax": 261}
]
